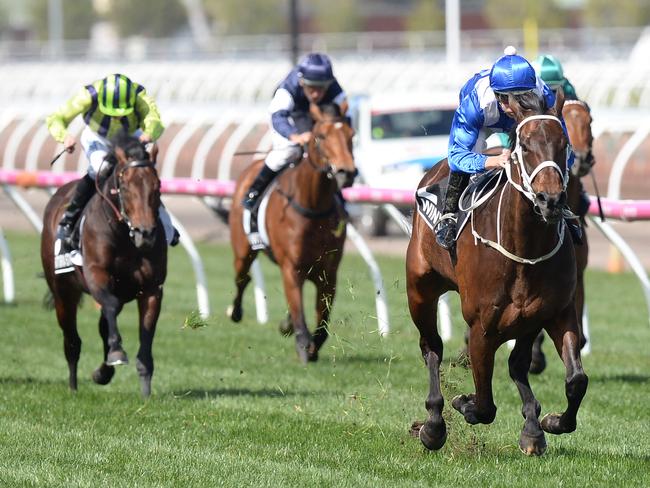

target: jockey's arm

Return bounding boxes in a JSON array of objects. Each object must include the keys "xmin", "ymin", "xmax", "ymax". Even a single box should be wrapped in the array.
[
  {"xmin": 46, "ymin": 87, "xmax": 92, "ymax": 144},
  {"xmin": 448, "ymin": 93, "xmax": 489, "ymax": 174},
  {"xmin": 135, "ymin": 92, "xmax": 164, "ymax": 141}
]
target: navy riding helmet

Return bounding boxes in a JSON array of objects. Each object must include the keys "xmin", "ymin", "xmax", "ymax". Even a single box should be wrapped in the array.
[
  {"xmin": 489, "ymin": 46, "xmax": 537, "ymax": 93},
  {"xmin": 298, "ymin": 53, "xmax": 334, "ymax": 87}
]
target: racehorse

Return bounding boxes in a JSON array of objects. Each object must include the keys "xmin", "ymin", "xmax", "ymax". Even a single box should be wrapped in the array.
[
  {"xmin": 529, "ymin": 99, "xmax": 594, "ymax": 373},
  {"xmin": 406, "ymin": 89, "xmax": 588, "ymax": 455},
  {"xmin": 41, "ymin": 133, "xmax": 167, "ymax": 397},
  {"xmin": 227, "ymin": 103, "xmax": 356, "ymax": 363}
]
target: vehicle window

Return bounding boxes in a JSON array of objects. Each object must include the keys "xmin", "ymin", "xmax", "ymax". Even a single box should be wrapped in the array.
[{"xmin": 371, "ymin": 109, "xmax": 455, "ymax": 140}]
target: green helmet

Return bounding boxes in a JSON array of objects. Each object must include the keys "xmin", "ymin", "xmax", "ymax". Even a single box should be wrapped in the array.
[
  {"xmin": 535, "ymin": 54, "xmax": 564, "ymax": 88},
  {"xmin": 98, "ymin": 73, "xmax": 137, "ymax": 117}
]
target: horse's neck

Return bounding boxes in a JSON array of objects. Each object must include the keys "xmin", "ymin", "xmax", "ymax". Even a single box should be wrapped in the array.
[{"xmin": 290, "ymin": 154, "xmax": 337, "ymax": 211}]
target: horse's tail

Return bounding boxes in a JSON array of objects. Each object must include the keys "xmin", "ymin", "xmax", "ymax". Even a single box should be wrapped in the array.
[
  {"xmin": 42, "ymin": 289, "xmax": 55, "ymax": 310},
  {"xmin": 203, "ymin": 197, "xmax": 230, "ymax": 225}
]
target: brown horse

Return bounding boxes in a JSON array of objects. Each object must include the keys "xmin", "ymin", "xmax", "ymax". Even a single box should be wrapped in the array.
[
  {"xmin": 406, "ymin": 90, "xmax": 587, "ymax": 455},
  {"xmin": 530, "ymin": 99, "xmax": 594, "ymax": 372},
  {"xmin": 228, "ymin": 103, "xmax": 355, "ymax": 363},
  {"xmin": 41, "ymin": 134, "xmax": 167, "ymax": 397}
]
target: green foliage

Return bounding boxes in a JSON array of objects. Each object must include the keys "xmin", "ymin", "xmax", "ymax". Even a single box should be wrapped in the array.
[
  {"xmin": 203, "ymin": 0, "xmax": 288, "ymax": 35},
  {"xmin": 584, "ymin": 0, "xmax": 650, "ymax": 27},
  {"xmin": 28, "ymin": 0, "xmax": 98, "ymax": 40},
  {"xmin": 107, "ymin": 0, "xmax": 187, "ymax": 37},
  {"xmin": 0, "ymin": 231, "xmax": 649, "ymax": 486},
  {"xmin": 311, "ymin": 0, "xmax": 361, "ymax": 33},
  {"xmin": 484, "ymin": 0, "xmax": 569, "ymax": 29},
  {"xmin": 405, "ymin": 0, "xmax": 445, "ymax": 32}
]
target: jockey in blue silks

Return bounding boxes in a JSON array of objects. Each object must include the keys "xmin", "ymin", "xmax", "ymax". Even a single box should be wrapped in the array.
[
  {"xmin": 242, "ymin": 52, "xmax": 347, "ymax": 209},
  {"xmin": 435, "ymin": 46, "xmax": 579, "ymax": 250}
]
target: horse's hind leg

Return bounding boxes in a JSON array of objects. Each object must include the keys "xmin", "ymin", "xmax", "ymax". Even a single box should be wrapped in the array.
[
  {"xmin": 227, "ymin": 251, "xmax": 258, "ymax": 323},
  {"xmin": 452, "ymin": 325, "xmax": 497, "ymax": 425},
  {"xmin": 541, "ymin": 305, "xmax": 588, "ymax": 435},
  {"xmin": 509, "ymin": 331, "xmax": 547, "ymax": 456},
  {"xmin": 53, "ymin": 289, "xmax": 82, "ymax": 391},
  {"xmin": 529, "ymin": 331, "xmax": 547, "ymax": 375},
  {"xmin": 135, "ymin": 289, "xmax": 163, "ymax": 397},
  {"xmin": 406, "ymin": 268, "xmax": 447, "ymax": 450}
]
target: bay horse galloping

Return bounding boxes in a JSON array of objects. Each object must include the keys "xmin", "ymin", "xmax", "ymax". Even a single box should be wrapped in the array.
[
  {"xmin": 406, "ymin": 89, "xmax": 588, "ymax": 455},
  {"xmin": 41, "ymin": 134, "xmax": 167, "ymax": 397},
  {"xmin": 530, "ymin": 99, "xmax": 595, "ymax": 373},
  {"xmin": 228, "ymin": 103, "xmax": 356, "ymax": 363}
]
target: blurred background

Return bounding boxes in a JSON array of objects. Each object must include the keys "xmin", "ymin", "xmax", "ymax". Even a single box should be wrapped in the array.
[{"xmin": 0, "ymin": 0, "xmax": 648, "ymax": 270}]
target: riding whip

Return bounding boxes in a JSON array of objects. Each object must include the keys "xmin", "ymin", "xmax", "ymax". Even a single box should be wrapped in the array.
[
  {"xmin": 589, "ymin": 171, "xmax": 606, "ymax": 222},
  {"xmin": 49, "ymin": 147, "xmax": 68, "ymax": 167}
]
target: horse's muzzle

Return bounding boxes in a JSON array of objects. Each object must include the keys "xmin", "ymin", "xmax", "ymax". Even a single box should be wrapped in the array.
[
  {"xmin": 335, "ymin": 168, "xmax": 357, "ymax": 189},
  {"xmin": 535, "ymin": 191, "xmax": 566, "ymax": 223},
  {"xmin": 130, "ymin": 227, "xmax": 157, "ymax": 249}
]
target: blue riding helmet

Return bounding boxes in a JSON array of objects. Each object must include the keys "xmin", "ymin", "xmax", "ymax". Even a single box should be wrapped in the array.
[
  {"xmin": 490, "ymin": 51, "xmax": 537, "ymax": 93},
  {"xmin": 298, "ymin": 53, "xmax": 334, "ymax": 87}
]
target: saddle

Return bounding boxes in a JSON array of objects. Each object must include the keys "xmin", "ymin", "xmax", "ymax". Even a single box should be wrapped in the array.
[
  {"xmin": 416, "ymin": 169, "xmax": 505, "ymax": 244},
  {"xmin": 243, "ymin": 180, "xmax": 278, "ymax": 251},
  {"xmin": 54, "ymin": 215, "xmax": 86, "ymax": 274}
]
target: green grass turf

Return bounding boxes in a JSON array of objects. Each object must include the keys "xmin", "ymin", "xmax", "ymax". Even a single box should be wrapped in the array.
[{"xmin": 0, "ymin": 231, "xmax": 648, "ymax": 487}]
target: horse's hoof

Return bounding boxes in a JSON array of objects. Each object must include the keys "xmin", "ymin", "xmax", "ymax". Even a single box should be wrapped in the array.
[
  {"xmin": 92, "ymin": 363, "xmax": 115, "ymax": 385},
  {"xmin": 226, "ymin": 304, "xmax": 242, "ymax": 323},
  {"xmin": 419, "ymin": 419, "xmax": 447, "ymax": 451},
  {"xmin": 519, "ymin": 430, "xmax": 547, "ymax": 456},
  {"xmin": 541, "ymin": 413, "xmax": 574, "ymax": 435},
  {"xmin": 529, "ymin": 354, "xmax": 546, "ymax": 375},
  {"xmin": 106, "ymin": 349, "xmax": 129, "ymax": 366}
]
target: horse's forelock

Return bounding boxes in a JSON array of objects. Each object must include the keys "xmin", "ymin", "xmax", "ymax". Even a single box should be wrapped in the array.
[
  {"xmin": 318, "ymin": 103, "xmax": 342, "ymax": 119},
  {"xmin": 111, "ymin": 132, "xmax": 148, "ymax": 162}
]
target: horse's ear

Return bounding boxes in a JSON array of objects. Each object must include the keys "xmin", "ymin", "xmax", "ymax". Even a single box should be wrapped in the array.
[
  {"xmin": 149, "ymin": 143, "xmax": 159, "ymax": 165},
  {"xmin": 310, "ymin": 103, "xmax": 323, "ymax": 122},
  {"xmin": 114, "ymin": 146, "xmax": 128, "ymax": 165},
  {"xmin": 551, "ymin": 86, "xmax": 565, "ymax": 116},
  {"xmin": 338, "ymin": 100, "xmax": 349, "ymax": 116}
]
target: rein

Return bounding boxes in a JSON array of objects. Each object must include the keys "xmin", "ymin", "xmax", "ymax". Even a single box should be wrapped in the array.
[{"xmin": 460, "ymin": 114, "xmax": 571, "ymax": 265}]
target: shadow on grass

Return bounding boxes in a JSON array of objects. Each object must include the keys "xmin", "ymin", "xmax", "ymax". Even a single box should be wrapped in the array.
[
  {"xmin": 170, "ymin": 386, "xmax": 318, "ymax": 399},
  {"xmin": 589, "ymin": 373, "xmax": 650, "ymax": 384},
  {"xmin": 0, "ymin": 375, "xmax": 62, "ymax": 386}
]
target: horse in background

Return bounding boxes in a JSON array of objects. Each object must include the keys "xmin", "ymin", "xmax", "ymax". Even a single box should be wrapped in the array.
[
  {"xmin": 227, "ymin": 103, "xmax": 356, "ymax": 363},
  {"xmin": 41, "ymin": 133, "xmax": 167, "ymax": 397},
  {"xmin": 407, "ymin": 89, "xmax": 587, "ymax": 455}
]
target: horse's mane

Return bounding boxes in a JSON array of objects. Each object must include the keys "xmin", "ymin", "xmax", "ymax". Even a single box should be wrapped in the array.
[
  {"xmin": 110, "ymin": 131, "xmax": 148, "ymax": 162},
  {"xmin": 317, "ymin": 103, "xmax": 342, "ymax": 119}
]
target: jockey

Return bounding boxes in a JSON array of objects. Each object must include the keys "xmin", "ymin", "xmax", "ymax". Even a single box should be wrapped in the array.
[
  {"xmin": 242, "ymin": 52, "xmax": 348, "ymax": 209},
  {"xmin": 435, "ymin": 47, "xmax": 578, "ymax": 250},
  {"xmin": 46, "ymin": 73, "xmax": 178, "ymax": 262},
  {"xmin": 534, "ymin": 54, "xmax": 578, "ymax": 100}
]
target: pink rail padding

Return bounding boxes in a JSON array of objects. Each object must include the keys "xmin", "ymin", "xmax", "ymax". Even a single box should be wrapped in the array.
[{"xmin": 2, "ymin": 169, "xmax": 649, "ymax": 221}]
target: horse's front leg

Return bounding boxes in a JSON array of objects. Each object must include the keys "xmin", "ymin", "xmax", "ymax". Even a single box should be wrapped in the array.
[
  {"xmin": 280, "ymin": 265, "xmax": 311, "ymax": 364},
  {"xmin": 452, "ymin": 324, "xmax": 497, "ymax": 424},
  {"xmin": 509, "ymin": 330, "xmax": 547, "ymax": 456},
  {"xmin": 93, "ymin": 281, "xmax": 128, "ymax": 366},
  {"xmin": 541, "ymin": 305, "xmax": 588, "ymax": 435},
  {"xmin": 135, "ymin": 287, "xmax": 163, "ymax": 397},
  {"xmin": 310, "ymin": 273, "xmax": 338, "ymax": 362}
]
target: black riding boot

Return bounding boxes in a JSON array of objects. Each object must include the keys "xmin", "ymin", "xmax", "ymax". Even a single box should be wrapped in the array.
[
  {"xmin": 56, "ymin": 174, "xmax": 96, "ymax": 254},
  {"xmin": 242, "ymin": 165, "xmax": 278, "ymax": 210},
  {"xmin": 435, "ymin": 171, "xmax": 469, "ymax": 250}
]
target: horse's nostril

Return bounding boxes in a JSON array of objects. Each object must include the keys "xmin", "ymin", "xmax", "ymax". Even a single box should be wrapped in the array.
[{"xmin": 536, "ymin": 192, "xmax": 548, "ymax": 203}]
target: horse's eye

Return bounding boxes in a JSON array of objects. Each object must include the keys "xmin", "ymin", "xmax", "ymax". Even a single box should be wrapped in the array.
[{"xmin": 520, "ymin": 143, "xmax": 528, "ymax": 153}]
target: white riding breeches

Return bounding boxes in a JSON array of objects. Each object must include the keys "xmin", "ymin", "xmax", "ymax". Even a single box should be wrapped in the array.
[{"xmin": 264, "ymin": 129, "xmax": 303, "ymax": 171}]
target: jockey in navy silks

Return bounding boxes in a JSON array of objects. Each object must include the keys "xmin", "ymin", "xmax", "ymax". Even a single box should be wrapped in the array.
[
  {"xmin": 242, "ymin": 53, "xmax": 348, "ymax": 209},
  {"xmin": 435, "ymin": 46, "xmax": 579, "ymax": 250}
]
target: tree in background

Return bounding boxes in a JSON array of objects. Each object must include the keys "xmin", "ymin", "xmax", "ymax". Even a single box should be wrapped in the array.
[
  {"xmin": 584, "ymin": 0, "xmax": 650, "ymax": 27},
  {"xmin": 29, "ymin": 0, "xmax": 97, "ymax": 40},
  {"xmin": 311, "ymin": 0, "xmax": 361, "ymax": 33},
  {"xmin": 483, "ymin": 0, "xmax": 568, "ymax": 29},
  {"xmin": 107, "ymin": 0, "xmax": 187, "ymax": 37},
  {"xmin": 405, "ymin": 0, "xmax": 444, "ymax": 32},
  {"xmin": 203, "ymin": 0, "xmax": 287, "ymax": 35}
]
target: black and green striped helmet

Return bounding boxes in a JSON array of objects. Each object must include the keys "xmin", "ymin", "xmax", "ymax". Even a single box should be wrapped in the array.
[{"xmin": 98, "ymin": 74, "xmax": 137, "ymax": 117}]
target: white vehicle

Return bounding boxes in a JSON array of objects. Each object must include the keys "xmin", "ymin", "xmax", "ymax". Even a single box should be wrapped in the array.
[{"xmin": 348, "ymin": 92, "xmax": 457, "ymax": 234}]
